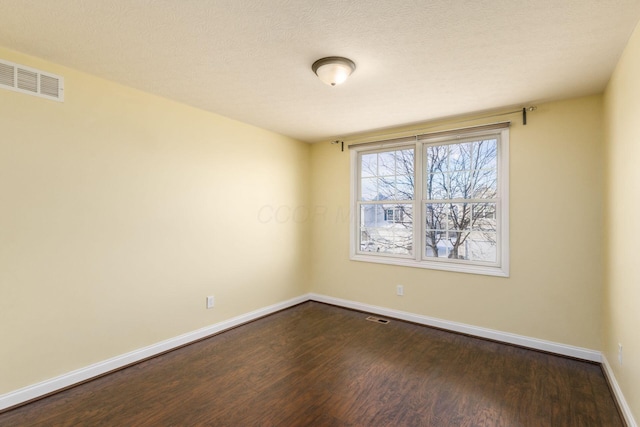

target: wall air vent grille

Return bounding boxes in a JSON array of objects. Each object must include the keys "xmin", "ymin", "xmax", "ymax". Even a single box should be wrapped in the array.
[
  {"xmin": 0, "ymin": 62, "xmax": 14, "ymax": 87},
  {"xmin": 40, "ymin": 74, "xmax": 61, "ymax": 98},
  {"xmin": 0, "ymin": 58, "xmax": 64, "ymax": 102},
  {"xmin": 17, "ymin": 68, "xmax": 38, "ymax": 93}
]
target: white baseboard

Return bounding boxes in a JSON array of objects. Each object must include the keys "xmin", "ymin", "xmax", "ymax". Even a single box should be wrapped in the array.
[
  {"xmin": 0, "ymin": 294, "xmax": 309, "ymax": 412},
  {"xmin": 309, "ymin": 293, "xmax": 602, "ymax": 362},
  {"xmin": 602, "ymin": 354, "xmax": 638, "ymax": 427},
  {"xmin": 1, "ymin": 293, "xmax": 625, "ymax": 417}
]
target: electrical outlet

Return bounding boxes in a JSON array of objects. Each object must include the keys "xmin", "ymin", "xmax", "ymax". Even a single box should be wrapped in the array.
[
  {"xmin": 206, "ymin": 296, "xmax": 215, "ymax": 309},
  {"xmin": 618, "ymin": 343, "xmax": 623, "ymax": 365},
  {"xmin": 396, "ymin": 285, "xmax": 404, "ymax": 296}
]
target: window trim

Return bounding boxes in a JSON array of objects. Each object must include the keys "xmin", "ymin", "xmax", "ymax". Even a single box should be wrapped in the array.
[{"xmin": 349, "ymin": 124, "xmax": 509, "ymax": 277}]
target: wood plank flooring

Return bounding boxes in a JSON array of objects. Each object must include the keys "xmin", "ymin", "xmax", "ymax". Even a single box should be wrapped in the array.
[{"xmin": 0, "ymin": 302, "xmax": 623, "ymax": 426}]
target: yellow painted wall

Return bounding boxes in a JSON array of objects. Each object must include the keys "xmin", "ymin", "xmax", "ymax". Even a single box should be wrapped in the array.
[
  {"xmin": 604, "ymin": 21, "xmax": 640, "ymax": 422},
  {"xmin": 0, "ymin": 47, "xmax": 310, "ymax": 394},
  {"xmin": 1, "ymin": 39, "xmax": 629, "ymax": 413},
  {"xmin": 310, "ymin": 95, "xmax": 604, "ymax": 350}
]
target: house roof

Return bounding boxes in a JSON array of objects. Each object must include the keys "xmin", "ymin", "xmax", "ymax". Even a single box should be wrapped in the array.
[{"xmin": 0, "ymin": 1, "xmax": 638, "ymax": 143}]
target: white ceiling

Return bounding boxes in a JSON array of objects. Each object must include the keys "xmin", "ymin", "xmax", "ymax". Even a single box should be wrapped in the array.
[{"xmin": 0, "ymin": 1, "xmax": 639, "ymax": 143}]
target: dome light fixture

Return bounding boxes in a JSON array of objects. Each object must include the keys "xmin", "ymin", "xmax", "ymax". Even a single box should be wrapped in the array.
[{"xmin": 312, "ymin": 56, "xmax": 356, "ymax": 87}]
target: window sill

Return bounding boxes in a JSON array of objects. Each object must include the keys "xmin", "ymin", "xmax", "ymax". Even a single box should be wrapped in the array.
[{"xmin": 350, "ymin": 254, "xmax": 509, "ymax": 277}]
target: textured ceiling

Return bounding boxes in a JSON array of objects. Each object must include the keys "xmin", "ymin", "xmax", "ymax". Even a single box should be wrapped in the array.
[{"xmin": 0, "ymin": 1, "xmax": 639, "ymax": 142}]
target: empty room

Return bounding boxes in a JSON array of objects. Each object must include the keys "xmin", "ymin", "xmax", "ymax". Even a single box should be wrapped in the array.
[{"xmin": 1, "ymin": 1, "xmax": 639, "ymax": 426}]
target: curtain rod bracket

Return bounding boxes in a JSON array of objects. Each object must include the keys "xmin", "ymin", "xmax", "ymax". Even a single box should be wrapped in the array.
[
  {"xmin": 523, "ymin": 106, "xmax": 537, "ymax": 125},
  {"xmin": 332, "ymin": 140, "xmax": 344, "ymax": 151}
]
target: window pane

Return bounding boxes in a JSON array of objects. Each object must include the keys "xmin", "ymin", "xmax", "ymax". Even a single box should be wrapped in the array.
[
  {"xmin": 376, "ymin": 176, "xmax": 396, "ymax": 201},
  {"xmin": 397, "ymin": 174, "xmax": 414, "ymax": 200},
  {"xmin": 447, "ymin": 231, "xmax": 471, "ymax": 260},
  {"xmin": 360, "ymin": 204, "xmax": 413, "ymax": 255},
  {"xmin": 426, "ymin": 172, "xmax": 447, "ymax": 200},
  {"xmin": 467, "ymin": 231, "xmax": 497, "ymax": 262},
  {"xmin": 396, "ymin": 149, "xmax": 415, "ymax": 175},
  {"xmin": 449, "ymin": 170, "xmax": 471, "ymax": 199},
  {"xmin": 361, "ymin": 177, "xmax": 378, "ymax": 201},
  {"xmin": 361, "ymin": 153, "xmax": 377, "ymax": 177},
  {"xmin": 447, "ymin": 203, "xmax": 471, "ymax": 231},
  {"xmin": 378, "ymin": 151, "xmax": 396, "ymax": 176},
  {"xmin": 449, "ymin": 143, "xmax": 472, "ymax": 171},
  {"xmin": 472, "ymin": 168, "xmax": 497, "ymax": 199},
  {"xmin": 472, "ymin": 203, "xmax": 496, "ymax": 232},
  {"xmin": 426, "ymin": 145, "xmax": 448, "ymax": 173},
  {"xmin": 425, "ymin": 203, "xmax": 446, "ymax": 258},
  {"xmin": 425, "ymin": 230, "xmax": 446, "ymax": 257},
  {"xmin": 474, "ymin": 139, "xmax": 497, "ymax": 170},
  {"xmin": 425, "ymin": 203, "xmax": 446, "ymax": 230},
  {"xmin": 360, "ymin": 204, "xmax": 382, "ymax": 228},
  {"xmin": 426, "ymin": 230, "xmax": 472, "ymax": 260}
]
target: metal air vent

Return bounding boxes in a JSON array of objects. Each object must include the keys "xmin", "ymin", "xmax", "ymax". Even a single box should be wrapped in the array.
[
  {"xmin": 0, "ymin": 59, "xmax": 64, "ymax": 102},
  {"xmin": 366, "ymin": 316, "xmax": 390, "ymax": 324}
]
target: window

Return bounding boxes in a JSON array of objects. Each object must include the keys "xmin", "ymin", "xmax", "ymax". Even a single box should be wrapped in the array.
[{"xmin": 350, "ymin": 124, "xmax": 509, "ymax": 277}]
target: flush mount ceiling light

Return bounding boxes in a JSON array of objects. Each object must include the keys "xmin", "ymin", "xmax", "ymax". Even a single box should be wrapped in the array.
[{"xmin": 312, "ymin": 56, "xmax": 356, "ymax": 87}]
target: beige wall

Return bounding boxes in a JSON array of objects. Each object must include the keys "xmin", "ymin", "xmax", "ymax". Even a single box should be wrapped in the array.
[
  {"xmin": 310, "ymin": 95, "xmax": 605, "ymax": 350},
  {"xmin": 604, "ymin": 21, "xmax": 640, "ymax": 422},
  {"xmin": 0, "ymin": 47, "xmax": 310, "ymax": 394},
  {"xmin": 3, "ymin": 37, "xmax": 633, "ymax": 416}
]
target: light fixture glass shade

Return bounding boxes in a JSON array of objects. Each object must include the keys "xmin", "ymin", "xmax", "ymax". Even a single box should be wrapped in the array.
[{"xmin": 312, "ymin": 57, "xmax": 356, "ymax": 86}]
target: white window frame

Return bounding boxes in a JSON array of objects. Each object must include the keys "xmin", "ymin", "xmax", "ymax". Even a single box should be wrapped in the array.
[{"xmin": 350, "ymin": 124, "xmax": 509, "ymax": 277}]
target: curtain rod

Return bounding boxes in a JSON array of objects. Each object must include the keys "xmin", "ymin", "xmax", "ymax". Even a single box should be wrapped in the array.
[
  {"xmin": 331, "ymin": 106, "xmax": 536, "ymax": 151},
  {"xmin": 347, "ymin": 121, "xmax": 510, "ymax": 150}
]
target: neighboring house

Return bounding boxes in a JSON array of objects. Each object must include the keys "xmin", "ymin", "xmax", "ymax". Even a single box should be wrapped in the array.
[
  {"xmin": 360, "ymin": 200, "xmax": 495, "ymax": 261},
  {"xmin": 360, "ymin": 202, "xmax": 412, "ymax": 254}
]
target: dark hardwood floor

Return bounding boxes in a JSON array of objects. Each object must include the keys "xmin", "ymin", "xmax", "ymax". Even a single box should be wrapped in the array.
[{"xmin": 0, "ymin": 302, "xmax": 623, "ymax": 426}]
